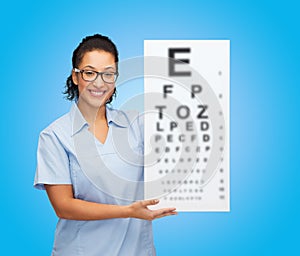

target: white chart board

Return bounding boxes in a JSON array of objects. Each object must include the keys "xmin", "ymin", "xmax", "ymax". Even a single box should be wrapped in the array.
[{"xmin": 144, "ymin": 40, "xmax": 230, "ymax": 211}]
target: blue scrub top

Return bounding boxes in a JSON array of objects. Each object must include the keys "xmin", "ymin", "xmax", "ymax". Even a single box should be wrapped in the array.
[{"xmin": 34, "ymin": 103, "xmax": 155, "ymax": 256}]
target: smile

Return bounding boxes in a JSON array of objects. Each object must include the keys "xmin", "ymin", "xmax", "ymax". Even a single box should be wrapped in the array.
[{"xmin": 88, "ymin": 89, "xmax": 106, "ymax": 97}]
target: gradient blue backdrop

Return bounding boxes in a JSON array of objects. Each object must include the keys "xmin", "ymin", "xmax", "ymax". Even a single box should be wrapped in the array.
[{"xmin": 1, "ymin": 0, "xmax": 299, "ymax": 255}]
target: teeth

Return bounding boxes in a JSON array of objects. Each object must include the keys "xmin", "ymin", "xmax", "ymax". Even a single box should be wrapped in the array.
[{"xmin": 90, "ymin": 90, "xmax": 104, "ymax": 96}]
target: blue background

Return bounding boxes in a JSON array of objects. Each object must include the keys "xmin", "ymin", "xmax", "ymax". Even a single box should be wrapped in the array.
[{"xmin": 1, "ymin": 0, "xmax": 299, "ymax": 255}]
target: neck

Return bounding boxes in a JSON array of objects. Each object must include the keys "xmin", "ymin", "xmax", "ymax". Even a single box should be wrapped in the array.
[{"xmin": 77, "ymin": 100, "xmax": 107, "ymax": 125}]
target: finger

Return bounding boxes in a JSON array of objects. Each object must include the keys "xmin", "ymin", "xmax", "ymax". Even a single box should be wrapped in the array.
[
  {"xmin": 155, "ymin": 212, "xmax": 178, "ymax": 220},
  {"xmin": 152, "ymin": 208, "xmax": 176, "ymax": 217},
  {"xmin": 141, "ymin": 199, "xmax": 159, "ymax": 207}
]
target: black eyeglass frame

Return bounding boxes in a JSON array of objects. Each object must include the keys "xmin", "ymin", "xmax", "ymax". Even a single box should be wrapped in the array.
[{"xmin": 74, "ymin": 68, "xmax": 119, "ymax": 84}]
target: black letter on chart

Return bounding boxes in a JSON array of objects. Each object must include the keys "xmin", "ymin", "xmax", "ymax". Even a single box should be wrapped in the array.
[
  {"xmin": 163, "ymin": 84, "xmax": 173, "ymax": 98},
  {"xmin": 197, "ymin": 105, "xmax": 208, "ymax": 119},
  {"xmin": 155, "ymin": 106, "xmax": 166, "ymax": 119},
  {"xmin": 168, "ymin": 48, "xmax": 191, "ymax": 76}
]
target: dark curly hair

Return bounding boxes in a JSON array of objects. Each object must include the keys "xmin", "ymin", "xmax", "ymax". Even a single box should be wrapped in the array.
[{"xmin": 63, "ymin": 34, "xmax": 119, "ymax": 103}]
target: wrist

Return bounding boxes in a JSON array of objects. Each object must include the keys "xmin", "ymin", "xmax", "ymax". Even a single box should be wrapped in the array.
[{"xmin": 121, "ymin": 205, "xmax": 132, "ymax": 218}]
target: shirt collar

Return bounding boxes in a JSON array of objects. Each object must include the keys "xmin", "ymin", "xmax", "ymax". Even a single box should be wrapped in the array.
[
  {"xmin": 70, "ymin": 103, "xmax": 128, "ymax": 137},
  {"xmin": 106, "ymin": 106, "xmax": 128, "ymax": 128},
  {"xmin": 70, "ymin": 103, "xmax": 88, "ymax": 136}
]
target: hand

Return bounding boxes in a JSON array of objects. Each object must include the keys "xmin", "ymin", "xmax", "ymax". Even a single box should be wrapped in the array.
[{"xmin": 127, "ymin": 199, "xmax": 177, "ymax": 221}]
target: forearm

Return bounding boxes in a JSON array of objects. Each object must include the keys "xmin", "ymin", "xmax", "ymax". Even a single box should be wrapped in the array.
[
  {"xmin": 45, "ymin": 185, "xmax": 177, "ymax": 221},
  {"xmin": 45, "ymin": 184, "xmax": 131, "ymax": 221},
  {"xmin": 55, "ymin": 197, "xmax": 130, "ymax": 220}
]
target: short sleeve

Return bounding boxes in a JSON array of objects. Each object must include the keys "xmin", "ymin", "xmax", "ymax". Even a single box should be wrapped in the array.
[{"xmin": 34, "ymin": 130, "xmax": 72, "ymax": 190}]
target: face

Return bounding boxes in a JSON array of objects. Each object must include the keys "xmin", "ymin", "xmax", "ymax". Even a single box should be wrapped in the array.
[{"xmin": 72, "ymin": 50, "xmax": 117, "ymax": 111}]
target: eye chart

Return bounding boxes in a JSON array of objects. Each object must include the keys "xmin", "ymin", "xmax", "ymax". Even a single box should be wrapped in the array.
[{"xmin": 144, "ymin": 40, "xmax": 230, "ymax": 211}]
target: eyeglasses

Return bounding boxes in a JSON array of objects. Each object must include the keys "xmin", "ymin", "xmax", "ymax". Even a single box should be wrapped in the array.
[{"xmin": 74, "ymin": 68, "xmax": 118, "ymax": 83}]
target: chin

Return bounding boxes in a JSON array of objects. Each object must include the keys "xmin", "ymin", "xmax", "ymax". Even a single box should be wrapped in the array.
[{"xmin": 91, "ymin": 99, "xmax": 107, "ymax": 109}]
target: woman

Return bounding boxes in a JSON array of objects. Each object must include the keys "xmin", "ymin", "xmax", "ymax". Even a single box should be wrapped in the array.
[{"xmin": 34, "ymin": 34, "xmax": 177, "ymax": 256}]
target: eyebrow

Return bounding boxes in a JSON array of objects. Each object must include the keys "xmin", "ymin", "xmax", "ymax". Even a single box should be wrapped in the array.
[
  {"xmin": 81, "ymin": 65, "xmax": 116, "ymax": 71},
  {"xmin": 81, "ymin": 65, "xmax": 96, "ymax": 70},
  {"xmin": 104, "ymin": 66, "xmax": 116, "ymax": 70}
]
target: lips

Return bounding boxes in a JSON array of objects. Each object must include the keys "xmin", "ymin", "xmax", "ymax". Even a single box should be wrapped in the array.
[{"xmin": 88, "ymin": 89, "xmax": 106, "ymax": 97}]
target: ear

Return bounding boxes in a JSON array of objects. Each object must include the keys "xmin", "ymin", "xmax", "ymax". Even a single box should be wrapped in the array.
[{"xmin": 72, "ymin": 70, "xmax": 79, "ymax": 85}]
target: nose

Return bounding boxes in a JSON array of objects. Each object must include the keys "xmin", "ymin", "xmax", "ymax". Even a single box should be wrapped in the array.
[{"xmin": 92, "ymin": 75, "xmax": 105, "ymax": 87}]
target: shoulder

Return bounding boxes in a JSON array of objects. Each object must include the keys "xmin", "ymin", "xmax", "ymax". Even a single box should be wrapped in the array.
[
  {"xmin": 107, "ymin": 107, "xmax": 144, "ymax": 147},
  {"xmin": 107, "ymin": 106, "xmax": 143, "ymax": 128},
  {"xmin": 37, "ymin": 111, "xmax": 76, "ymax": 155},
  {"xmin": 39, "ymin": 111, "xmax": 73, "ymax": 142}
]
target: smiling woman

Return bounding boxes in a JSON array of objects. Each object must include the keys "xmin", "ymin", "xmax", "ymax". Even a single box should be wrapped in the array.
[{"xmin": 33, "ymin": 34, "xmax": 177, "ymax": 256}]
